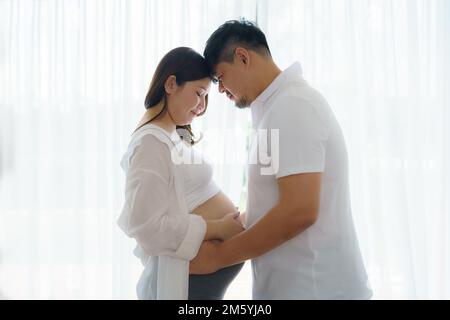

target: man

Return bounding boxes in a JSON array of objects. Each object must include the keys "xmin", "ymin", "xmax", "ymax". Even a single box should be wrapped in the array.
[{"xmin": 190, "ymin": 19, "xmax": 372, "ymax": 300}]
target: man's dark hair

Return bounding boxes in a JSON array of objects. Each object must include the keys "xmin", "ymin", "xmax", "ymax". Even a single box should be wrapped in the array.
[{"xmin": 203, "ymin": 19, "xmax": 271, "ymax": 75}]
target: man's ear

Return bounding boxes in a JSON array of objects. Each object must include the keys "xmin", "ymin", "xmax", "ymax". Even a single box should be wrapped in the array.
[
  {"xmin": 164, "ymin": 75, "xmax": 178, "ymax": 94},
  {"xmin": 235, "ymin": 47, "xmax": 250, "ymax": 67}
]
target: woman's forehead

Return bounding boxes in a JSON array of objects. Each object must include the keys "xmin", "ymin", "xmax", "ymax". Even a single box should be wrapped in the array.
[{"xmin": 190, "ymin": 78, "xmax": 211, "ymax": 88}]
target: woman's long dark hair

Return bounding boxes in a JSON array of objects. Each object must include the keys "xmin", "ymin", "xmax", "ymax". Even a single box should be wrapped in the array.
[{"xmin": 136, "ymin": 47, "xmax": 213, "ymax": 145}]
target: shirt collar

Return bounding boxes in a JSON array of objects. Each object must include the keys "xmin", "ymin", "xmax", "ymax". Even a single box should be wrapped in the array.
[
  {"xmin": 250, "ymin": 62, "xmax": 303, "ymax": 126},
  {"xmin": 144, "ymin": 123, "xmax": 181, "ymax": 145}
]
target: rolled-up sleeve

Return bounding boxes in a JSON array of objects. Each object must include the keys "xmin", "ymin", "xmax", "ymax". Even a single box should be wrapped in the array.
[{"xmin": 118, "ymin": 134, "xmax": 206, "ymax": 261}]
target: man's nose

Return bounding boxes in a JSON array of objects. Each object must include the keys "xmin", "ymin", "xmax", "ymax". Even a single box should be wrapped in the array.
[{"xmin": 218, "ymin": 81, "xmax": 225, "ymax": 94}]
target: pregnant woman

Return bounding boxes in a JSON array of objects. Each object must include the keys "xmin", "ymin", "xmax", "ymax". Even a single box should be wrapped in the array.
[{"xmin": 118, "ymin": 47, "xmax": 245, "ymax": 300}]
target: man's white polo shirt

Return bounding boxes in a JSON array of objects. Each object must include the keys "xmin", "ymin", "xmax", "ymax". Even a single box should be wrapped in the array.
[{"xmin": 246, "ymin": 62, "xmax": 372, "ymax": 299}]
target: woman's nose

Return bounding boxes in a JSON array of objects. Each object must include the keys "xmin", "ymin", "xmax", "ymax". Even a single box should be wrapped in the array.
[{"xmin": 197, "ymin": 98, "xmax": 206, "ymax": 112}]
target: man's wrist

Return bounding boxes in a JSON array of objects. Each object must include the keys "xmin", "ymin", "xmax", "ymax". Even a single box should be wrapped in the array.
[{"xmin": 215, "ymin": 240, "xmax": 230, "ymax": 269}]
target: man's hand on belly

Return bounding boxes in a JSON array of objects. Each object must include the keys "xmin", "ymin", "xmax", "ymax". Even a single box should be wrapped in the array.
[{"xmin": 189, "ymin": 240, "xmax": 222, "ymax": 275}]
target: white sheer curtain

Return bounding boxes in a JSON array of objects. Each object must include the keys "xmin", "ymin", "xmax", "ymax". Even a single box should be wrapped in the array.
[
  {"xmin": 0, "ymin": 0, "xmax": 449, "ymax": 300},
  {"xmin": 0, "ymin": 0, "xmax": 255, "ymax": 299},
  {"xmin": 258, "ymin": 0, "xmax": 450, "ymax": 299}
]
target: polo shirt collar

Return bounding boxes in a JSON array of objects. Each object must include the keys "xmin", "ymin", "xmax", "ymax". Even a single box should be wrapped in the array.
[{"xmin": 250, "ymin": 62, "xmax": 303, "ymax": 126}]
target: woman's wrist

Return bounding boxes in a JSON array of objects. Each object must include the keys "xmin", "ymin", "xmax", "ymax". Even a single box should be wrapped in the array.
[{"xmin": 204, "ymin": 219, "xmax": 222, "ymax": 240}]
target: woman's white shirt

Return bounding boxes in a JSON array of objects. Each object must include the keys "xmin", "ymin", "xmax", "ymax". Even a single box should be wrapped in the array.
[
  {"xmin": 117, "ymin": 124, "xmax": 211, "ymax": 299},
  {"xmin": 176, "ymin": 130, "xmax": 221, "ymax": 213}
]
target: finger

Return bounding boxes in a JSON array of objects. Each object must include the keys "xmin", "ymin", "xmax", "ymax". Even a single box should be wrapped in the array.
[{"xmin": 225, "ymin": 211, "xmax": 240, "ymax": 218}]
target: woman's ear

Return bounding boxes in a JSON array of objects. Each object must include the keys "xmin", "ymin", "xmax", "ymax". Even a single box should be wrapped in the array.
[{"xmin": 164, "ymin": 75, "xmax": 177, "ymax": 94}]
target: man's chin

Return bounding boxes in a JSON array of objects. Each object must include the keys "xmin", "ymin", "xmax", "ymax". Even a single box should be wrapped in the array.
[{"xmin": 235, "ymin": 98, "xmax": 251, "ymax": 109}]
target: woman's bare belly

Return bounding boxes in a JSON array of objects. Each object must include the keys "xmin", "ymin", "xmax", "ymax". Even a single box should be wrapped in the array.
[
  {"xmin": 192, "ymin": 191, "xmax": 237, "ymax": 220},
  {"xmin": 189, "ymin": 191, "xmax": 245, "ymax": 300}
]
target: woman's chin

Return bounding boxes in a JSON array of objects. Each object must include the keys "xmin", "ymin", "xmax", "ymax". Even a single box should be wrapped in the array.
[
  {"xmin": 177, "ymin": 119, "xmax": 193, "ymax": 126},
  {"xmin": 176, "ymin": 112, "xmax": 197, "ymax": 126}
]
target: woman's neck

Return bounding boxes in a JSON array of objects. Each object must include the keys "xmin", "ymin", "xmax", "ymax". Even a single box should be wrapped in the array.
[
  {"xmin": 151, "ymin": 113, "xmax": 176, "ymax": 134},
  {"xmin": 137, "ymin": 100, "xmax": 176, "ymax": 133}
]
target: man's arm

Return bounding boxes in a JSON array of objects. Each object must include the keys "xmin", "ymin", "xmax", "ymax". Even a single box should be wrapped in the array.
[{"xmin": 189, "ymin": 172, "xmax": 322, "ymax": 274}]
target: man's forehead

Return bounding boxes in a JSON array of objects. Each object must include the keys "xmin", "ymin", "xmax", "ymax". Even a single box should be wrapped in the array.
[
  {"xmin": 212, "ymin": 63, "xmax": 226, "ymax": 81},
  {"xmin": 213, "ymin": 62, "xmax": 227, "ymax": 74}
]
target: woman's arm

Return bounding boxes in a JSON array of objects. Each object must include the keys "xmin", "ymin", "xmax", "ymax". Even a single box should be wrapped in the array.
[{"xmin": 118, "ymin": 135, "xmax": 206, "ymax": 261}]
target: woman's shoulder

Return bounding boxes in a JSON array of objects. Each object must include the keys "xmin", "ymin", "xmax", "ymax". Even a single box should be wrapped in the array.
[
  {"xmin": 120, "ymin": 127, "xmax": 173, "ymax": 173},
  {"xmin": 132, "ymin": 124, "xmax": 175, "ymax": 147}
]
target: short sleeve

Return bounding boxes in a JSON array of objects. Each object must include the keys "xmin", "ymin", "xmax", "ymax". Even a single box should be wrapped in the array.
[
  {"xmin": 117, "ymin": 134, "xmax": 206, "ymax": 261},
  {"xmin": 267, "ymin": 95, "xmax": 329, "ymax": 179}
]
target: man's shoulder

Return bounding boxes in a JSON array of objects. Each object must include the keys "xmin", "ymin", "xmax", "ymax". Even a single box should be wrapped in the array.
[
  {"xmin": 263, "ymin": 83, "xmax": 318, "ymax": 119},
  {"xmin": 265, "ymin": 81, "xmax": 332, "ymax": 122},
  {"xmin": 271, "ymin": 80, "xmax": 326, "ymax": 105}
]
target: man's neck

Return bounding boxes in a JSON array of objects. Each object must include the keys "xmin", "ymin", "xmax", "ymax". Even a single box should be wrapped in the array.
[{"xmin": 253, "ymin": 62, "xmax": 282, "ymax": 101}]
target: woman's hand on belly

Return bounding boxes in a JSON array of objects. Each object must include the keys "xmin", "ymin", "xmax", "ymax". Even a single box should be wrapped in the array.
[
  {"xmin": 193, "ymin": 191, "xmax": 245, "ymax": 241},
  {"xmin": 204, "ymin": 211, "xmax": 245, "ymax": 241},
  {"xmin": 217, "ymin": 212, "xmax": 245, "ymax": 241},
  {"xmin": 238, "ymin": 211, "xmax": 246, "ymax": 226}
]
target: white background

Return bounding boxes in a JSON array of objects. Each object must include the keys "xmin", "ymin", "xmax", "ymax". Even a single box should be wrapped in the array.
[{"xmin": 0, "ymin": 0, "xmax": 449, "ymax": 299}]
